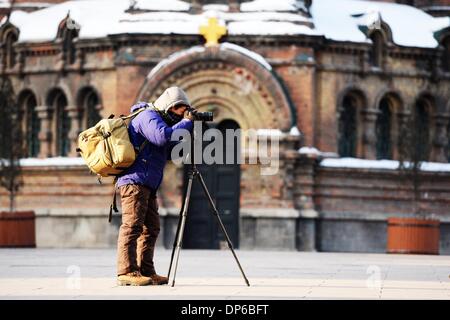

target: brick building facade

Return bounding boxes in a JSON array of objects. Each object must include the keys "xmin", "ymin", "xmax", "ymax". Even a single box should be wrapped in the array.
[{"xmin": 1, "ymin": 0, "xmax": 450, "ymax": 252}]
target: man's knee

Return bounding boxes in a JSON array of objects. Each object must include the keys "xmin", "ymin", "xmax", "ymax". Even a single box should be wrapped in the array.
[
  {"xmin": 119, "ymin": 223, "xmax": 144, "ymax": 240},
  {"xmin": 142, "ymin": 224, "xmax": 160, "ymax": 240}
]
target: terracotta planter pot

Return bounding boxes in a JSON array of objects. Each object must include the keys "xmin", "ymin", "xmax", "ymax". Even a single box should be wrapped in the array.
[
  {"xmin": 387, "ymin": 217, "xmax": 440, "ymax": 255},
  {"xmin": 0, "ymin": 211, "xmax": 36, "ymax": 247}
]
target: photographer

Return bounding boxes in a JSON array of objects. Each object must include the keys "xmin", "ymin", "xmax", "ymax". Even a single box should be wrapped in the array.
[{"xmin": 116, "ymin": 87, "xmax": 194, "ymax": 286}]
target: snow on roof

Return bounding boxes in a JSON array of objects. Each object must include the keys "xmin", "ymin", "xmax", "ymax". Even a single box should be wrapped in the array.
[
  {"xmin": 311, "ymin": 0, "xmax": 450, "ymax": 48},
  {"xmin": 0, "ymin": 0, "xmax": 448, "ymax": 48},
  {"xmin": 320, "ymin": 157, "xmax": 450, "ymax": 172},
  {"xmin": 1, "ymin": 0, "xmax": 314, "ymax": 42},
  {"xmin": 1, "ymin": 0, "xmax": 53, "ymax": 10},
  {"xmin": 133, "ymin": 0, "xmax": 190, "ymax": 12},
  {"xmin": 240, "ymin": 0, "xmax": 303, "ymax": 12},
  {"xmin": 0, "ymin": 0, "xmax": 9, "ymax": 8},
  {"xmin": 228, "ymin": 20, "xmax": 317, "ymax": 36},
  {"xmin": 3, "ymin": 0, "xmax": 130, "ymax": 42}
]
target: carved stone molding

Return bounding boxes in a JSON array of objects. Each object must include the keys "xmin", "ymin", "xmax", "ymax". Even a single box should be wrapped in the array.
[{"xmin": 138, "ymin": 45, "xmax": 295, "ymax": 131}]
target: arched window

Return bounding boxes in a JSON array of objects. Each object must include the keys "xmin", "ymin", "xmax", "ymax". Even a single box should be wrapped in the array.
[
  {"xmin": 4, "ymin": 30, "xmax": 18, "ymax": 69},
  {"xmin": 48, "ymin": 90, "xmax": 70, "ymax": 156},
  {"xmin": 376, "ymin": 97, "xmax": 392, "ymax": 159},
  {"xmin": 18, "ymin": 92, "xmax": 40, "ymax": 157},
  {"xmin": 369, "ymin": 31, "xmax": 384, "ymax": 68},
  {"xmin": 78, "ymin": 88, "xmax": 101, "ymax": 129},
  {"xmin": 338, "ymin": 95, "xmax": 358, "ymax": 157},
  {"xmin": 414, "ymin": 98, "xmax": 432, "ymax": 162},
  {"xmin": 442, "ymin": 36, "xmax": 450, "ymax": 73}
]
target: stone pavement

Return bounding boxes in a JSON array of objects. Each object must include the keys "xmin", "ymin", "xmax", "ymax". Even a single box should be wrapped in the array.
[{"xmin": 0, "ymin": 248, "xmax": 449, "ymax": 300}]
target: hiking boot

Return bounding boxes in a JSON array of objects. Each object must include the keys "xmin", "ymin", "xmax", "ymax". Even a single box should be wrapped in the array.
[
  {"xmin": 117, "ymin": 271, "xmax": 152, "ymax": 286},
  {"xmin": 148, "ymin": 273, "xmax": 169, "ymax": 285}
]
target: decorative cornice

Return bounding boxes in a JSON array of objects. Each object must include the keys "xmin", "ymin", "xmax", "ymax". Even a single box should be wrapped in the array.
[{"xmin": 10, "ymin": 32, "xmax": 443, "ymax": 60}]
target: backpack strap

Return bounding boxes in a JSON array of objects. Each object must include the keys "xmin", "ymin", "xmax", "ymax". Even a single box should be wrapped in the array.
[
  {"xmin": 109, "ymin": 176, "xmax": 119, "ymax": 223},
  {"xmin": 121, "ymin": 103, "xmax": 151, "ymax": 121}
]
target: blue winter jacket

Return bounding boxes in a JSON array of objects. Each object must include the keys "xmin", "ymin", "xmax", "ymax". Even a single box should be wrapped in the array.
[{"xmin": 116, "ymin": 102, "xmax": 193, "ymax": 191}]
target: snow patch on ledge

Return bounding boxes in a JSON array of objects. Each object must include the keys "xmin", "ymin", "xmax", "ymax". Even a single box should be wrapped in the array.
[
  {"xmin": 256, "ymin": 129, "xmax": 284, "ymax": 136},
  {"xmin": 420, "ymin": 162, "xmax": 450, "ymax": 172},
  {"xmin": 289, "ymin": 126, "xmax": 301, "ymax": 136},
  {"xmin": 298, "ymin": 147, "xmax": 338, "ymax": 158},
  {"xmin": 320, "ymin": 157, "xmax": 450, "ymax": 172},
  {"xmin": 19, "ymin": 157, "xmax": 86, "ymax": 167},
  {"xmin": 299, "ymin": 147, "xmax": 320, "ymax": 155}
]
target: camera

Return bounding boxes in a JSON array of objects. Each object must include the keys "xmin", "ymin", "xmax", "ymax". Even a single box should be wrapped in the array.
[{"xmin": 188, "ymin": 107, "xmax": 214, "ymax": 122}]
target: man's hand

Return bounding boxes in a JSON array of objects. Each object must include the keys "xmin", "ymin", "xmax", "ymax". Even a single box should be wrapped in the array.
[{"xmin": 184, "ymin": 110, "xmax": 195, "ymax": 121}]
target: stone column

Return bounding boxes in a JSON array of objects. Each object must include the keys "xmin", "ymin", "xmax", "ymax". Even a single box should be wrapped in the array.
[
  {"xmin": 279, "ymin": 135, "xmax": 301, "ymax": 203},
  {"xmin": 229, "ymin": 0, "xmax": 240, "ymax": 12},
  {"xmin": 431, "ymin": 114, "xmax": 450, "ymax": 163},
  {"xmin": 0, "ymin": 42, "xmax": 5, "ymax": 73},
  {"xmin": 66, "ymin": 105, "xmax": 82, "ymax": 157},
  {"xmin": 294, "ymin": 151, "xmax": 319, "ymax": 251},
  {"xmin": 13, "ymin": 50, "xmax": 25, "ymax": 77},
  {"xmin": 396, "ymin": 111, "xmax": 411, "ymax": 161},
  {"xmin": 72, "ymin": 48, "xmax": 84, "ymax": 72},
  {"xmin": 361, "ymin": 108, "xmax": 379, "ymax": 159},
  {"xmin": 54, "ymin": 38, "xmax": 65, "ymax": 73},
  {"xmin": 189, "ymin": 0, "xmax": 202, "ymax": 13},
  {"xmin": 35, "ymin": 106, "xmax": 53, "ymax": 158}
]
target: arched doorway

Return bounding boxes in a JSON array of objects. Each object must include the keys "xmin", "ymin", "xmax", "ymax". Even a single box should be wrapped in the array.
[
  {"xmin": 182, "ymin": 119, "xmax": 241, "ymax": 249},
  {"xmin": 137, "ymin": 43, "xmax": 295, "ymax": 249}
]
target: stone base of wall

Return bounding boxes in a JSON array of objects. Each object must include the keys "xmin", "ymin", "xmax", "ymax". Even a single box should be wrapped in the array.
[
  {"xmin": 315, "ymin": 219, "xmax": 387, "ymax": 253},
  {"xmin": 298, "ymin": 214, "xmax": 450, "ymax": 255},
  {"xmin": 33, "ymin": 207, "xmax": 300, "ymax": 250},
  {"xmin": 30, "ymin": 209, "xmax": 450, "ymax": 255}
]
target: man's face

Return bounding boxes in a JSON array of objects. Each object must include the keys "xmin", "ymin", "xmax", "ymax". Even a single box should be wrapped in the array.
[{"xmin": 169, "ymin": 104, "xmax": 188, "ymax": 116}]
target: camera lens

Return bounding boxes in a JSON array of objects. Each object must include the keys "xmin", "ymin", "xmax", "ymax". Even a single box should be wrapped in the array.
[
  {"xmin": 196, "ymin": 112, "xmax": 213, "ymax": 122},
  {"xmin": 189, "ymin": 108, "xmax": 213, "ymax": 122}
]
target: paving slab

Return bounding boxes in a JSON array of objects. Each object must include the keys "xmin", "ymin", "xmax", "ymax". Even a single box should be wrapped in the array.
[{"xmin": 0, "ymin": 249, "xmax": 449, "ymax": 300}]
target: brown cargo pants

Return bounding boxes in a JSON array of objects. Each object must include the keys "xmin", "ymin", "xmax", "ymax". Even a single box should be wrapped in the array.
[{"xmin": 117, "ymin": 184, "xmax": 160, "ymax": 276}]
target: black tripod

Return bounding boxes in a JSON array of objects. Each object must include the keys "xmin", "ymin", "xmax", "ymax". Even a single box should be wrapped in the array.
[{"xmin": 167, "ymin": 123, "xmax": 250, "ymax": 287}]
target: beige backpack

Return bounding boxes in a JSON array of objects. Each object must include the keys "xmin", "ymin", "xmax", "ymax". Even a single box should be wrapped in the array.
[{"xmin": 76, "ymin": 107, "xmax": 148, "ymax": 178}]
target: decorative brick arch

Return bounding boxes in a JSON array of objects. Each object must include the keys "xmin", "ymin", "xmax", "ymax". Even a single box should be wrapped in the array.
[
  {"xmin": 374, "ymin": 89, "xmax": 404, "ymax": 113},
  {"xmin": 137, "ymin": 44, "xmax": 294, "ymax": 131}
]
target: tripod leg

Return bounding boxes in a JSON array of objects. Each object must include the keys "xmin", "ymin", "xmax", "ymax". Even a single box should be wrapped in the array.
[
  {"xmin": 167, "ymin": 199, "xmax": 184, "ymax": 279},
  {"xmin": 196, "ymin": 171, "xmax": 250, "ymax": 287},
  {"xmin": 168, "ymin": 171, "xmax": 194, "ymax": 287}
]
